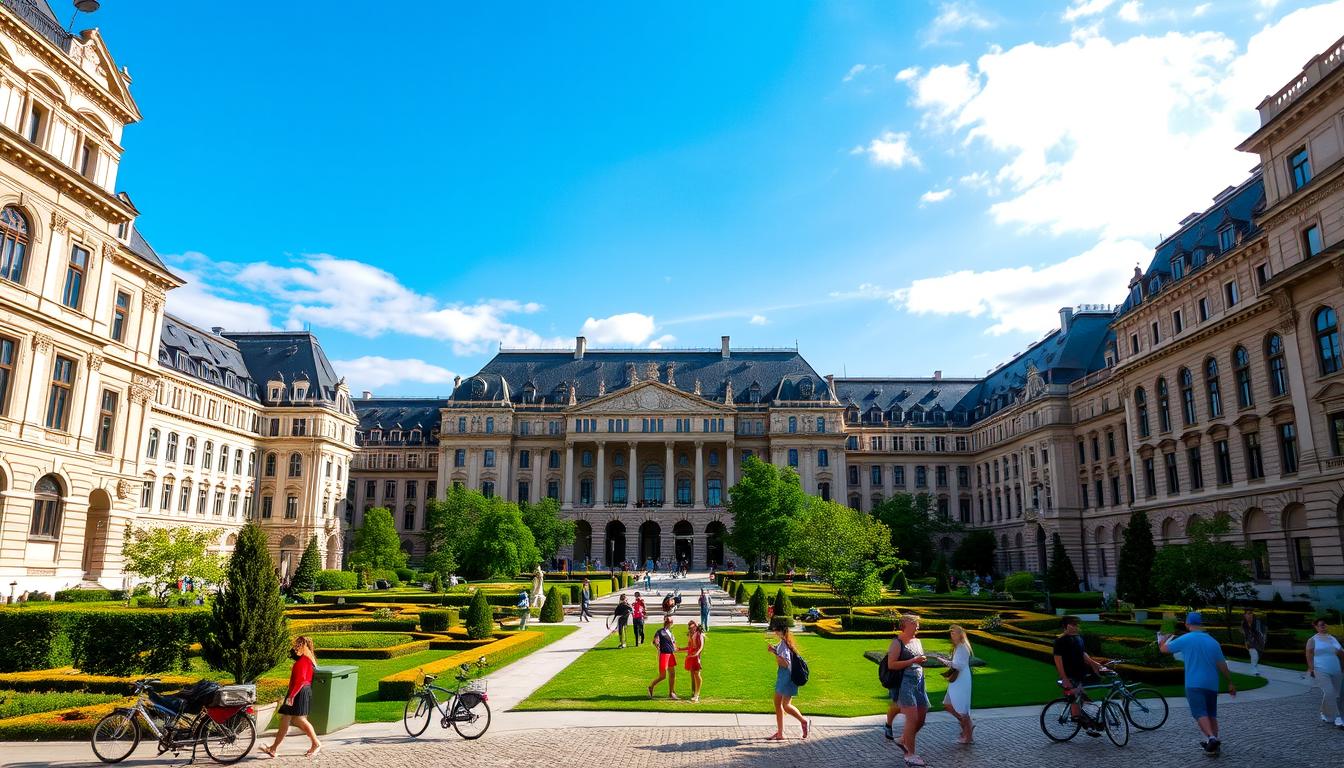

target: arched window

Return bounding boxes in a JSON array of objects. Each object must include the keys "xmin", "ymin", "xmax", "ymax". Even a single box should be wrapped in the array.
[
  {"xmin": 1266, "ymin": 334, "xmax": 1288, "ymax": 397},
  {"xmin": 288, "ymin": 453, "xmax": 303, "ymax": 477},
  {"xmin": 1178, "ymin": 368, "xmax": 1196, "ymax": 425},
  {"xmin": 264, "ymin": 452, "xmax": 276, "ymax": 477},
  {"xmin": 1135, "ymin": 387, "xmax": 1149, "ymax": 438},
  {"xmin": 183, "ymin": 437, "xmax": 196, "ymax": 466},
  {"xmin": 1156, "ymin": 377, "xmax": 1171, "ymax": 432},
  {"xmin": 219, "ymin": 445, "xmax": 229, "ymax": 473},
  {"xmin": 1315, "ymin": 307, "xmax": 1341, "ymax": 375},
  {"xmin": 146, "ymin": 428, "xmax": 160, "ymax": 459},
  {"xmin": 30, "ymin": 474, "xmax": 63, "ymax": 538},
  {"xmin": 202, "ymin": 440, "xmax": 213, "ymax": 469},
  {"xmin": 1233, "ymin": 346, "xmax": 1253, "ymax": 407},
  {"xmin": 1204, "ymin": 357, "xmax": 1222, "ymax": 418},
  {"xmin": 166, "ymin": 432, "xmax": 179, "ymax": 462},
  {"xmin": 0, "ymin": 205, "xmax": 31, "ymax": 284}
]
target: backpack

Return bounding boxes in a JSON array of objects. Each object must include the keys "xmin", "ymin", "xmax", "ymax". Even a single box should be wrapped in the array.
[
  {"xmin": 790, "ymin": 649, "xmax": 810, "ymax": 687},
  {"xmin": 878, "ymin": 640, "xmax": 906, "ymax": 691}
]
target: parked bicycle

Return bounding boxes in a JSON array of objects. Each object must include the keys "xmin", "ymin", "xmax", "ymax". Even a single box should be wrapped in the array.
[
  {"xmin": 403, "ymin": 656, "xmax": 491, "ymax": 739},
  {"xmin": 90, "ymin": 678, "xmax": 256, "ymax": 764},
  {"xmin": 1039, "ymin": 667, "xmax": 1130, "ymax": 747},
  {"xmin": 1093, "ymin": 659, "xmax": 1170, "ymax": 731}
]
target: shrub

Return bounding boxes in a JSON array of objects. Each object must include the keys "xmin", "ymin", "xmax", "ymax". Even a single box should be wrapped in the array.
[
  {"xmin": 540, "ymin": 587, "xmax": 565, "ymax": 623},
  {"xmin": 370, "ymin": 569, "xmax": 402, "ymax": 588},
  {"xmin": 1003, "ymin": 571, "xmax": 1035, "ymax": 594},
  {"xmin": 1046, "ymin": 533, "xmax": 1081, "ymax": 593},
  {"xmin": 313, "ymin": 570, "xmax": 357, "ymax": 592},
  {"xmin": 979, "ymin": 613, "xmax": 1004, "ymax": 632},
  {"xmin": 54, "ymin": 589, "xmax": 124, "ymax": 603},
  {"xmin": 419, "ymin": 609, "xmax": 458, "ymax": 632},
  {"xmin": 430, "ymin": 572, "xmax": 444, "ymax": 593},
  {"xmin": 291, "ymin": 537, "xmax": 322, "ymax": 594},
  {"xmin": 68, "ymin": 609, "xmax": 208, "ymax": 676},
  {"xmin": 748, "ymin": 586, "xmax": 768, "ymax": 624},
  {"xmin": 772, "ymin": 588, "xmax": 794, "ymax": 620},
  {"xmin": 395, "ymin": 568, "xmax": 416, "ymax": 583},
  {"xmin": 1050, "ymin": 592, "xmax": 1104, "ymax": 609},
  {"xmin": 26, "ymin": 592, "xmax": 51, "ymax": 602},
  {"xmin": 935, "ymin": 559, "xmax": 951, "ymax": 594},
  {"xmin": 891, "ymin": 570, "xmax": 911, "ymax": 595},
  {"xmin": 734, "ymin": 583, "xmax": 747, "ymax": 605},
  {"xmin": 465, "ymin": 590, "xmax": 494, "ymax": 639},
  {"xmin": 371, "ymin": 607, "xmax": 394, "ymax": 621},
  {"xmin": 0, "ymin": 613, "xmax": 71, "ymax": 672},
  {"xmin": 201, "ymin": 522, "xmax": 289, "ymax": 684},
  {"xmin": 356, "ymin": 570, "xmax": 367, "ymax": 590}
]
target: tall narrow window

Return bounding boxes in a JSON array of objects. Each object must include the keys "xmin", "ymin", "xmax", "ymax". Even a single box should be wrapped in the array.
[
  {"xmin": 1279, "ymin": 422, "xmax": 1298, "ymax": 474},
  {"xmin": 1156, "ymin": 377, "xmax": 1171, "ymax": 432},
  {"xmin": 285, "ymin": 495, "xmax": 298, "ymax": 519},
  {"xmin": 1303, "ymin": 224, "xmax": 1324, "ymax": 258},
  {"xmin": 1187, "ymin": 446, "xmax": 1204, "ymax": 490},
  {"xmin": 1135, "ymin": 387, "xmax": 1150, "ymax": 438},
  {"xmin": 1289, "ymin": 146, "xmax": 1312, "ymax": 190},
  {"xmin": 1267, "ymin": 334, "xmax": 1288, "ymax": 397},
  {"xmin": 62, "ymin": 245, "xmax": 88, "ymax": 309},
  {"xmin": 29, "ymin": 475, "xmax": 62, "ymax": 539},
  {"xmin": 1204, "ymin": 357, "xmax": 1222, "ymax": 418},
  {"xmin": 111, "ymin": 291, "xmax": 131, "ymax": 342},
  {"xmin": 1215, "ymin": 440, "xmax": 1232, "ymax": 484},
  {"xmin": 45, "ymin": 355, "xmax": 75, "ymax": 430},
  {"xmin": 1244, "ymin": 433, "xmax": 1265, "ymax": 480},
  {"xmin": 25, "ymin": 103, "xmax": 45, "ymax": 144},
  {"xmin": 146, "ymin": 428, "xmax": 159, "ymax": 459},
  {"xmin": 166, "ymin": 432, "xmax": 179, "ymax": 462},
  {"xmin": 1233, "ymin": 346, "xmax": 1253, "ymax": 407},
  {"xmin": 0, "ymin": 206, "xmax": 31, "ymax": 284},
  {"xmin": 288, "ymin": 453, "xmax": 303, "ymax": 477},
  {"xmin": 1316, "ymin": 307, "xmax": 1342, "ymax": 375},
  {"xmin": 95, "ymin": 389, "xmax": 118, "ymax": 454},
  {"xmin": 1179, "ymin": 368, "xmax": 1196, "ymax": 425},
  {"xmin": 78, "ymin": 139, "xmax": 97, "ymax": 178},
  {"xmin": 0, "ymin": 335, "xmax": 14, "ymax": 416},
  {"xmin": 183, "ymin": 436, "xmax": 196, "ymax": 465}
]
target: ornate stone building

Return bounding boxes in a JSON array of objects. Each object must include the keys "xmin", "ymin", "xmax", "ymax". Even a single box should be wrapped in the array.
[{"xmin": 0, "ymin": 1, "xmax": 355, "ymax": 595}]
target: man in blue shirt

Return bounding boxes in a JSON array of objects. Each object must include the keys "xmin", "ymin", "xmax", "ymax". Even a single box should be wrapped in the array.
[{"xmin": 1160, "ymin": 612, "xmax": 1236, "ymax": 754}]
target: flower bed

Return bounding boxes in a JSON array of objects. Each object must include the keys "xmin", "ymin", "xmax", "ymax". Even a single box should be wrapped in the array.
[{"xmin": 376, "ymin": 630, "xmax": 548, "ymax": 700}]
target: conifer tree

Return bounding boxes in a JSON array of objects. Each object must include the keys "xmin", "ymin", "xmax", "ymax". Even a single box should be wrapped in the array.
[
  {"xmin": 290, "ymin": 536, "xmax": 321, "ymax": 593},
  {"xmin": 201, "ymin": 522, "xmax": 289, "ymax": 684},
  {"xmin": 1046, "ymin": 532, "xmax": 1081, "ymax": 592},
  {"xmin": 465, "ymin": 589, "xmax": 494, "ymax": 639},
  {"xmin": 1115, "ymin": 510, "xmax": 1158, "ymax": 606},
  {"xmin": 748, "ymin": 586, "xmax": 768, "ymax": 623}
]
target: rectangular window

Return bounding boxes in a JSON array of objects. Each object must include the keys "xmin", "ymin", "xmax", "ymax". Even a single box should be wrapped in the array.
[
  {"xmin": 1255, "ymin": 263, "xmax": 1270, "ymax": 287},
  {"xmin": 285, "ymin": 495, "xmax": 298, "ymax": 519},
  {"xmin": 79, "ymin": 139, "xmax": 96, "ymax": 178},
  {"xmin": 364, "ymin": 480, "xmax": 375, "ymax": 498},
  {"xmin": 894, "ymin": 466, "xmax": 906, "ymax": 486},
  {"xmin": 546, "ymin": 480, "xmax": 559, "ymax": 500},
  {"xmin": 1172, "ymin": 309, "xmax": 1183, "ymax": 334},
  {"xmin": 787, "ymin": 449, "xmax": 798, "ymax": 467},
  {"xmin": 0, "ymin": 335, "xmax": 14, "ymax": 416},
  {"xmin": 870, "ymin": 465, "xmax": 882, "ymax": 485},
  {"xmin": 483, "ymin": 449, "xmax": 495, "ymax": 467},
  {"xmin": 1215, "ymin": 439, "xmax": 1233, "ymax": 484},
  {"xmin": 1110, "ymin": 475, "xmax": 1121, "ymax": 505},
  {"xmin": 214, "ymin": 490, "xmax": 224, "ymax": 516},
  {"xmin": 937, "ymin": 466, "xmax": 949, "ymax": 487},
  {"xmin": 140, "ymin": 481, "xmax": 152, "ymax": 508},
  {"xmin": 111, "ymin": 291, "xmax": 131, "ymax": 342},
  {"xmin": 454, "ymin": 449, "xmax": 466, "ymax": 467},
  {"xmin": 1279, "ymin": 422, "xmax": 1298, "ymax": 473},
  {"xmin": 518, "ymin": 481, "xmax": 530, "ymax": 504},
  {"xmin": 1332, "ymin": 412, "xmax": 1344, "ymax": 456},
  {"xmin": 292, "ymin": 418, "xmax": 307, "ymax": 436},
  {"xmin": 1094, "ymin": 479, "xmax": 1104, "ymax": 507},
  {"xmin": 160, "ymin": 482, "xmax": 173, "ymax": 511},
  {"xmin": 1244, "ymin": 432, "xmax": 1265, "ymax": 480},
  {"xmin": 261, "ymin": 496, "xmax": 273, "ymax": 519},
  {"xmin": 1218, "ymin": 226, "xmax": 1235, "ymax": 252},
  {"xmin": 1130, "ymin": 333, "xmax": 1139, "ymax": 355},
  {"xmin": 817, "ymin": 449, "xmax": 829, "ymax": 467},
  {"xmin": 1249, "ymin": 540, "xmax": 1270, "ymax": 580},
  {"xmin": 179, "ymin": 484, "xmax": 190, "ymax": 513},
  {"xmin": 95, "ymin": 389, "xmax": 118, "ymax": 453},
  {"xmin": 1293, "ymin": 538, "xmax": 1314, "ymax": 580},
  {"xmin": 519, "ymin": 449, "xmax": 531, "ymax": 469},
  {"xmin": 1164, "ymin": 452, "xmax": 1179, "ymax": 494},
  {"xmin": 1224, "ymin": 280, "xmax": 1239, "ymax": 308},
  {"xmin": 1197, "ymin": 297, "xmax": 1209, "ymax": 322},
  {"xmin": 61, "ymin": 245, "xmax": 88, "ymax": 309},
  {"xmin": 1080, "ymin": 484, "xmax": 1089, "ymax": 508},
  {"xmin": 1143, "ymin": 457, "xmax": 1156, "ymax": 497},
  {"xmin": 384, "ymin": 480, "xmax": 396, "ymax": 499},
  {"xmin": 25, "ymin": 103, "xmax": 45, "ymax": 144},
  {"xmin": 1106, "ymin": 430, "xmax": 1116, "ymax": 457},
  {"xmin": 1150, "ymin": 321, "xmax": 1160, "ymax": 345},
  {"xmin": 45, "ymin": 355, "xmax": 75, "ymax": 430},
  {"xmin": 915, "ymin": 465, "xmax": 927, "ymax": 488},
  {"xmin": 1289, "ymin": 146, "xmax": 1312, "ymax": 190},
  {"xmin": 1187, "ymin": 446, "xmax": 1204, "ymax": 490},
  {"xmin": 1303, "ymin": 224, "xmax": 1324, "ymax": 258}
]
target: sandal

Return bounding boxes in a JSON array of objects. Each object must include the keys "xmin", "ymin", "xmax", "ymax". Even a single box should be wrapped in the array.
[
  {"xmin": 766, "ymin": 733, "xmax": 785, "ymax": 741},
  {"xmin": 904, "ymin": 756, "xmax": 927, "ymax": 767},
  {"xmin": 259, "ymin": 746, "xmax": 276, "ymax": 759},
  {"xmin": 647, "ymin": 685, "xmax": 655, "ymax": 699},
  {"xmin": 305, "ymin": 745, "xmax": 322, "ymax": 759}
]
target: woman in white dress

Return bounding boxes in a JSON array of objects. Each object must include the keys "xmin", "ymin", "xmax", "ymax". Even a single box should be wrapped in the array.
[{"xmin": 943, "ymin": 624, "xmax": 974, "ymax": 744}]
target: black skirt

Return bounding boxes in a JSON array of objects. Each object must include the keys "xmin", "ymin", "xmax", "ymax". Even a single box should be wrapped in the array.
[{"xmin": 278, "ymin": 684, "xmax": 311, "ymax": 716}]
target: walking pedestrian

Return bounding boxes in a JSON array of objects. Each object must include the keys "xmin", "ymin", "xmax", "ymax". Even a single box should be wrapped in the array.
[
  {"xmin": 580, "ymin": 578, "xmax": 593, "ymax": 622},
  {"xmin": 685, "ymin": 619, "xmax": 705, "ymax": 702},
  {"xmin": 515, "ymin": 589, "xmax": 531, "ymax": 629},
  {"xmin": 259, "ymin": 636, "xmax": 321, "ymax": 759},
  {"xmin": 698, "ymin": 587, "xmax": 710, "ymax": 632},
  {"xmin": 1305, "ymin": 617, "xmax": 1344, "ymax": 727},
  {"xmin": 632, "ymin": 591, "xmax": 647, "ymax": 646},
  {"xmin": 766, "ymin": 618, "xmax": 809, "ymax": 740},
  {"xmin": 612, "ymin": 594, "xmax": 632, "ymax": 647},
  {"xmin": 884, "ymin": 614, "xmax": 928, "ymax": 765},
  {"xmin": 1159, "ymin": 612, "xmax": 1236, "ymax": 754},
  {"xmin": 943, "ymin": 624, "xmax": 974, "ymax": 744},
  {"xmin": 644, "ymin": 569, "xmax": 653, "ymax": 591},
  {"xmin": 1242, "ymin": 608, "xmax": 1267, "ymax": 676},
  {"xmin": 647, "ymin": 615, "xmax": 679, "ymax": 699}
]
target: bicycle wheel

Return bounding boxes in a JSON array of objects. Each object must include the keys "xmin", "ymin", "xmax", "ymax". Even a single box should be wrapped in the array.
[
  {"xmin": 201, "ymin": 712, "xmax": 256, "ymax": 765},
  {"xmin": 90, "ymin": 712, "xmax": 140, "ymax": 763},
  {"xmin": 1039, "ymin": 698, "xmax": 1081, "ymax": 742},
  {"xmin": 1099, "ymin": 700, "xmax": 1129, "ymax": 748},
  {"xmin": 403, "ymin": 693, "xmax": 433, "ymax": 737},
  {"xmin": 450, "ymin": 692, "xmax": 491, "ymax": 740},
  {"xmin": 1124, "ymin": 688, "xmax": 1169, "ymax": 731}
]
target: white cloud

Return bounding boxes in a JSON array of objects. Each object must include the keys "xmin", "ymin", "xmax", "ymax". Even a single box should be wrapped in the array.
[
  {"xmin": 749, "ymin": 314, "xmax": 769, "ymax": 326},
  {"xmin": 900, "ymin": 2, "xmax": 1344, "ymax": 239},
  {"xmin": 1063, "ymin": 0, "xmax": 1117, "ymax": 22},
  {"xmin": 1117, "ymin": 1, "xmax": 1144, "ymax": 22},
  {"xmin": 843, "ymin": 64, "xmax": 868, "ymax": 82},
  {"xmin": 1192, "ymin": 3, "xmax": 1211, "ymax": 16},
  {"xmin": 889, "ymin": 239, "xmax": 1149, "ymax": 335},
  {"xmin": 163, "ymin": 252, "xmax": 275, "ymax": 332},
  {"xmin": 926, "ymin": 2, "xmax": 994, "ymax": 44},
  {"xmin": 853, "ymin": 130, "xmax": 921, "ymax": 169},
  {"xmin": 647, "ymin": 334, "xmax": 677, "ymax": 349},
  {"xmin": 895, "ymin": 66, "xmax": 920, "ymax": 82},
  {"xmin": 920, "ymin": 188, "xmax": 954, "ymax": 205},
  {"xmin": 579, "ymin": 312, "xmax": 657, "ymax": 345},
  {"xmin": 331, "ymin": 356, "xmax": 457, "ymax": 391}
]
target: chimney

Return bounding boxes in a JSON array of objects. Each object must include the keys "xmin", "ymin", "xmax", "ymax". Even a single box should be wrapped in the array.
[
  {"xmin": 721, "ymin": 335, "xmax": 730, "ymax": 359},
  {"xmin": 825, "ymin": 373, "xmax": 835, "ymax": 395},
  {"xmin": 1059, "ymin": 306, "xmax": 1074, "ymax": 332},
  {"xmin": 574, "ymin": 335, "xmax": 587, "ymax": 360},
  {"xmin": 361, "ymin": 390, "xmax": 372, "ymax": 400},
  {"xmin": 211, "ymin": 326, "xmax": 224, "ymax": 335},
  {"xmin": 933, "ymin": 370, "xmax": 942, "ymax": 381},
  {"xmin": 453, "ymin": 375, "xmax": 461, "ymax": 389}
]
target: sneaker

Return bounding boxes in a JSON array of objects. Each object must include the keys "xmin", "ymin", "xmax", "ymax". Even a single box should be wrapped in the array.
[
  {"xmin": 883, "ymin": 724, "xmax": 894, "ymax": 741},
  {"xmin": 1335, "ymin": 717, "xmax": 1344, "ymax": 728},
  {"xmin": 1323, "ymin": 714, "xmax": 1331, "ymax": 723},
  {"xmin": 1206, "ymin": 738, "xmax": 1220, "ymax": 754}
]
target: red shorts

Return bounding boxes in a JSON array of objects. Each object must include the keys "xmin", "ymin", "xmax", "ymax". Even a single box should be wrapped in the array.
[
  {"xmin": 658, "ymin": 653, "xmax": 677, "ymax": 671},
  {"xmin": 684, "ymin": 656, "xmax": 701, "ymax": 672}
]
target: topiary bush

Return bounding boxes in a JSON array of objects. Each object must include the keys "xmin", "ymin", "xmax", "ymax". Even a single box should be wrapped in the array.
[
  {"xmin": 465, "ymin": 590, "xmax": 494, "ymax": 639},
  {"xmin": 748, "ymin": 586, "xmax": 768, "ymax": 624},
  {"xmin": 430, "ymin": 572, "xmax": 444, "ymax": 593},
  {"xmin": 54, "ymin": 589, "xmax": 125, "ymax": 603},
  {"xmin": 395, "ymin": 568, "xmax": 416, "ymax": 583},
  {"xmin": 735, "ymin": 583, "xmax": 747, "ymax": 605},
  {"xmin": 418, "ymin": 609, "xmax": 458, "ymax": 632},
  {"xmin": 540, "ymin": 586, "xmax": 565, "ymax": 623},
  {"xmin": 772, "ymin": 588, "xmax": 794, "ymax": 620},
  {"xmin": 891, "ymin": 570, "xmax": 911, "ymax": 594},
  {"xmin": 314, "ymin": 570, "xmax": 357, "ymax": 592},
  {"xmin": 1003, "ymin": 571, "xmax": 1035, "ymax": 594}
]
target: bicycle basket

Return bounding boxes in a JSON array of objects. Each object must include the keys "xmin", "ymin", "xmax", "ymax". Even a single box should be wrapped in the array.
[
  {"xmin": 462, "ymin": 679, "xmax": 488, "ymax": 694},
  {"xmin": 211, "ymin": 684, "xmax": 256, "ymax": 707}
]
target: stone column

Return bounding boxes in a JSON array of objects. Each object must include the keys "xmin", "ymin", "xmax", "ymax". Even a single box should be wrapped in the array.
[
  {"xmin": 1281, "ymin": 326, "xmax": 1319, "ymax": 466},
  {"xmin": 859, "ymin": 460, "xmax": 872, "ymax": 512},
  {"xmin": 726, "ymin": 441, "xmax": 736, "ymax": 490},
  {"xmin": 693, "ymin": 441, "xmax": 704, "ymax": 509},
  {"xmin": 628, "ymin": 443, "xmax": 638, "ymax": 507},
  {"xmin": 664, "ymin": 443, "xmax": 674, "ymax": 506},
  {"xmin": 500, "ymin": 447, "xmax": 512, "ymax": 501},
  {"xmin": 532, "ymin": 448, "xmax": 543, "ymax": 501},
  {"xmin": 1120, "ymin": 388, "xmax": 1142, "ymax": 504},
  {"xmin": 564, "ymin": 444, "xmax": 575, "ymax": 506},
  {"xmin": 596, "ymin": 442, "xmax": 607, "ymax": 506}
]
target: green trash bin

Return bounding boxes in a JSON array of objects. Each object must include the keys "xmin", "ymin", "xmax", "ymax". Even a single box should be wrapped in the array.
[{"xmin": 308, "ymin": 665, "xmax": 358, "ymax": 735}]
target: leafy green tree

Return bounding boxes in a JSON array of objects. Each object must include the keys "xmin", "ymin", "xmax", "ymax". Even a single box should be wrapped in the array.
[
  {"xmin": 786, "ymin": 496, "xmax": 899, "ymax": 609},
  {"xmin": 872, "ymin": 493, "xmax": 959, "ymax": 575},
  {"xmin": 290, "ymin": 536, "xmax": 321, "ymax": 593},
  {"xmin": 520, "ymin": 497, "xmax": 575, "ymax": 561},
  {"xmin": 464, "ymin": 589, "xmax": 494, "ymax": 639},
  {"xmin": 951, "ymin": 530, "xmax": 997, "ymax": 576},
  {"xmin": 748, "ymin": 586, "xmax": 768, "ymax": 623},
  {"xmin": 430, "ymin": 571, "xmax": 444, "ymax": 593},
  {"xmin": 461, "ymin": 501, "xmax": 541, "ymax": 578},
  {"xmin": 121, "ymin": 525, "xmax": 223, "ymax": 600},
  {"xmin": 1115, "ymin": 510, "xmax": 1158, "ymax": 606},
  {"xmin": 201, "ymin": 523, "xmax": 289, "ymax": 684},
  {"xmin": 540, "ymin": 586, "xmax": 565, "ymax": 622},
  {"xmin": 1046, "ymin": 532, "xmax": 1081, "ymax": 592},
  {"xmin": 349, "ymin": 507, "xmax": 407, "ymax": 572},
  {"xmin": 422, "ymin": 486, "xmax": 486, "ymax": 577},
  {"xmin": 726, "ymin": 457, "xmax": 806, "ymax": 573},
  {"xmin": 1151, "ymin": 516, "xmax": 1255, "ymax": 639}
]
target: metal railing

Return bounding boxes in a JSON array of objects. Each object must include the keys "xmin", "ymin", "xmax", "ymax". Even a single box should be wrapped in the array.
[{"xmin": 1, "ymin": 0, "xmax": 73, "ymax": 51}]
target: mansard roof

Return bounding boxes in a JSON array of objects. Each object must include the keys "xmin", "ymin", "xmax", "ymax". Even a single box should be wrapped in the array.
[
  {"xmin": 832, "ymin": 378, "xmax": 979, "ymax": 416},
  {"xmin": 159, "ymin": 315, "xmax": 257, "ymax": 400},
  {"xmin": 960, "ymin": 310, "xmax": 1114, "ymax": 418},
  {"xmin": 451, "ymin": 348, "xmax": 831, "ymax": 406},
  {"xmin": 356, "ymin": 397, "xmax": 441, "ymax": 444}
]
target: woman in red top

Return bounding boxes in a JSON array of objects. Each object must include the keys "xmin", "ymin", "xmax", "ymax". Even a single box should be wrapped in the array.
[
  {"xmin": 260, "ymin": 636, "xmax": 321, "ymax": 759},
  {"xmin": 684, "ymin": 620, "xmax": 705, "ymax": 702}
]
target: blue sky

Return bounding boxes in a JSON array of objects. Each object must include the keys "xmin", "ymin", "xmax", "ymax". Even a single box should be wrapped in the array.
[{"xmin": 84, "ymin": 0, "xmax": 1344, "ymax": 393}]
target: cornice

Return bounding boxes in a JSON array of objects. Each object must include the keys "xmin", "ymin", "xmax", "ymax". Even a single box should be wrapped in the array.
[
  {"xmin": 1257, "ymin": 157, "xmax": 1344, "ymax": 230},
  {"xmin": 0, "ymin": 13, "xmax": 141, "ymax": 124},
  {"xmin": 1112, "ymin": 298, "xmax": 1273, "ymax": 376},
  {"xmin": 0, "ymin": 127, "xmax": 137, "ymax": 223}
]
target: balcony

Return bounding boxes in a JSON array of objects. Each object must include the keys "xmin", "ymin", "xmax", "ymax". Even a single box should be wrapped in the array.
[{"xmin": 1258, "ymin": 34, "xmax": 1344, "ymax": 123}]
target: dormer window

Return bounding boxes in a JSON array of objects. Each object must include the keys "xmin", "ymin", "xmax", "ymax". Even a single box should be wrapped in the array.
[
  {"xmin": 1150, "ymin": 275, "xmax": 1161, "ymax": 294},
  {"xmin": 797, "ymin": 379, "xmax": 814, "ymax": 398},
  {"xmin": 748, "ymin": 382, "xmax": 761, "ymax": 403},
  {"xmin": 1218, "ymin": 226, "xmax": 1235, "ymax": 253},
  {"xmin": 410, "ymin": 429, "xmax": 422, "ymax": 443},
  {"xmin": 390, "ymin": 429, "xmax": 402, "ymax": 442},
  {"xmin": 522, "ymin": 382, "xmax": 536, "ymax": 403},
  {"xmin": 293, "ymin": 381, "xmax": 309, "ymax": 400},
  {"xmin": 1130, "ymin": 284, "xmax": 1142, "ymax": 306},
  {"xmin": 1171, "ymin": 254, "xmax": 1185, "ymax": 280},
  {"xmin": 269, "ymin": 385, "xmax": 283, "ymax": 400},
  {"xmin": 370, "ymin": 429, "xmax": 382, "ymax": 442}
]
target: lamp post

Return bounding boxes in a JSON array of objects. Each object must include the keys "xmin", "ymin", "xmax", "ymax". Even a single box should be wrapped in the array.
[{"xmin": 8, "ymin": 581, "xmax": 16, "ymax": 605}]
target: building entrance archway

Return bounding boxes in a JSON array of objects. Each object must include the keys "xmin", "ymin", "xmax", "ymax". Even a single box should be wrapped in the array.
[
  {"xmin": 81, "ymin": 489, "xmax": 113, "ymax": 581},
  {"xmin": 639, "ymin": 520, "xmax": 661, "ymax": 564},
  {"xmin": 605, "ymin": 520, "xmax": 626, "ymax": 566},
  {"xmin": 706, "ymin": 521, "xmax": 727, "ymax": 567},
  {"xmin": 573, "ymin": 520, "xmax": 592, "ymax": 566},
  {"xmin": 673, "ymin": 520, "xmax": 693, "ymax": 569}
]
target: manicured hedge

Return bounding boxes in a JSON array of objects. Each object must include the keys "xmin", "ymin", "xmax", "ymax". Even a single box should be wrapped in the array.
[
  {"xmin": 314, "ymin": 570, "xmax": 358, "ymax": 592},
  {"xmin": 314, "ymin": 636, "xmax": 434, "ymax": 660},
  {"xmin": 0, "ymin": 608, "xmax": 208, "ymax": 675},
  {"xmin": 53, "ymin": 589, "xmax": 125, "ymax": 603},
  {"xmin": 418, "ymin": 609, "xmax": 459, "ymax": 632},
  {"xmin": 377, "ymin": 630, "xmax": 548, "ymax": 700}
]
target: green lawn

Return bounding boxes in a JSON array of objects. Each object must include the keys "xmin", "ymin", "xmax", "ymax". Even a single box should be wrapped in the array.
[
  {"xmin": 0, "ymin": 689, "xmax": 122, "ymax": 719},
  {"xmin": 517, "ymin": 625, "xmax": 1265, "ymax": 716},
  {"xmin": 307, "ymin": 632, "xmax": 415, "ymax": 649}
]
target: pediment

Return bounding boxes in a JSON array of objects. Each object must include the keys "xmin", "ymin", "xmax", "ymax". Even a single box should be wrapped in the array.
[
  {"xmin": 1311, "ymin": 380, "xmax": 1344, "ymax": 406},
  {"xmin": 570, "ymin": 380, "xmax": 733, "ymax": 414}
]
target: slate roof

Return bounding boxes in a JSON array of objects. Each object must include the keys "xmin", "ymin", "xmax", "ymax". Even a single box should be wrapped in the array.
[
  {"xmin": 355, "ymin": 398, "xmax": 442, "ymax": 445},
  {"xmin": 833, "ymin": 378, "xmax": 980, "ymax": 426},
  {"xmin": 451, "ymin": 348, "xmax": 832, "ymax": 406},
  {"xmin": 128, "ymin": 226, "xmax": 170, "ymax": 272},
  {"xmin": 1118, "ymin": 173, "xmax": 1266, "ymax": 316},
  {"xmin": 159, "ymin": 315, "xmax": 258, "ymax": 400},
  {"xmin": 224, "ymin": 331, "xmax": 346, "ymax": 407}
]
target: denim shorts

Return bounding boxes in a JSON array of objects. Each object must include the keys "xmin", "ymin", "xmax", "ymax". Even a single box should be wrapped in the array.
[
  {"xmin": 896, "ymin": 675, "xmax": 929, "ymax": 708},
  {"xmin": 1186, "ymin": 688, "xmax": 1217, "ymax": 719}
]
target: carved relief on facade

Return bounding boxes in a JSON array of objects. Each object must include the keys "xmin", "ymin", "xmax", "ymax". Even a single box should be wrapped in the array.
[{"xmin": 31, "ymin": 333, "xmax": 54, "ymax": 354}]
